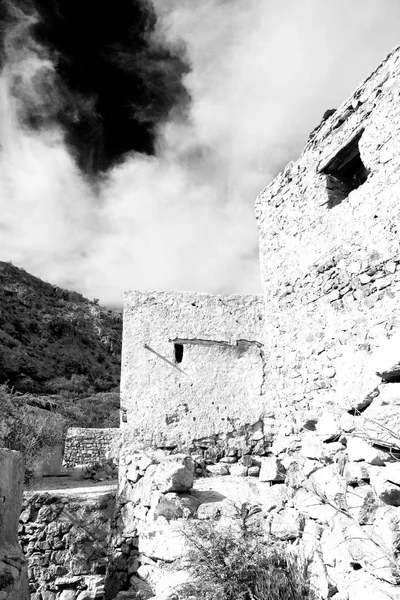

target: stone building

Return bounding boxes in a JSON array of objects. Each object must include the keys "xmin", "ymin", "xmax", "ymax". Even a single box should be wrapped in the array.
[
  {"xmin": 256, "ymin": 44, "xmax": 400, "ymax": 422},
  {"xmin": 120, "ymin": 291, "xmax": 265, "ymax": 450}
]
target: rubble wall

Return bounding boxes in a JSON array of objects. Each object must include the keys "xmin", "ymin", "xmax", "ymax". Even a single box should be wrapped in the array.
[
  {"xmin": 256, "ymin": 44, "xmax": 400, "ymax": 422},
  {"xmin": 20, "ymin": 491, "xmax": 115, "ymax": 600},
  {"xmin": 0, "ymin": 448, "xmax": 29, "ymax": 600},
  {"xmin": 121, "ymin": 291, "xmax": 265, "ymax": 452},
  {"xmin": 63, "ymin": 428, "xmax": 121, "ymax": 468}
]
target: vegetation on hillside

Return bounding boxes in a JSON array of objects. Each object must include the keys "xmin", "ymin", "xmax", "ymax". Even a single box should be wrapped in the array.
[{"xmin": 0, "ymin": 261, "xmax": 122, "ymax": 427}]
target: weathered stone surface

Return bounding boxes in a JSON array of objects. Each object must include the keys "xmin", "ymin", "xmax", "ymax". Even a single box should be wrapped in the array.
[
  {"xmin": 356, "ymin": 403, "xmax": 400, "ymax": 449},
  {"xmin": 153, "ymin": 456, "xmax": 194, "ymax": 493},
  {"xmin": 371, "ymin": 506, "xmax": 400, "ymax": 553},
  {"xmin": 121, "ymin": 291, "xmax": 265, "ymax": 451},
  {"xmin": 205, "ymin": 463, "xmax": 229, "ymax": 476},
  {"xmin": 382, "ymin": 462, "xmax": 400, "ymax": 485},
  {"xmin": 346, "ymin": 437, "xmax": 385, "ymax": 465},
  {"xmin": 257, "ymin": 483, "xmax": 287, "ymax": 512},
  {"xmin": 268, "ymin": 508, "xmax": 304, "ymax": 540},
  {"xmin": 63, "ymin": 427, "xmax": 120, "ymax": 469},
  {"xmin": 20, "ymin": 491, "xmax": 114, "ymax": 600},
  {"xmin": 259, "ymin": 457, "xmax": 285, "ymax": 482},
  {"xmin": 343, "ymin": 461, "xmax": 370, "ymax": 485},
  {"xmin": 345, "ymin": 485, "xmax": 378, "ymax": 524},
  {"xmin": 294, "ymin": 488, "xmax": 337, "ymax": 524},
  {"xmin": 309, "ymin": 465, "xmax": 346, "ymax": 505},
  {"xmin": 370, "ymin": 468, "xmax": 400, "ymax": 506},
  {"xmin": 315, "ymin": 412, "xmax": 341, "ymax": 441},
  {"xmin": 228, "ymin": 464, "xmax": 248, "ymax": 477}
]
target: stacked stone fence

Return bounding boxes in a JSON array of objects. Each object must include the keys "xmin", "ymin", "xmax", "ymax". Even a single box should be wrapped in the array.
[
  {"xmin": 20, "ymin": 491, "xmax": 116, "ymax": 600},
  {"xmin": 63, "ymin": 428, "xmax": 121, "ymax": 469}
]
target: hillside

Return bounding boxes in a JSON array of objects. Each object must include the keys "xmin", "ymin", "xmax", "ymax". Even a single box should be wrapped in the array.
[{"xmin": 0, "ymin": 261, "xmax": 122, "ymax": 397}]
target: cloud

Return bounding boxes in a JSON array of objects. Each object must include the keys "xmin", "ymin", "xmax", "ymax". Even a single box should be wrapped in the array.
[{"xmin": 1, "ymin": 0, "xmax": 400, "ymax": 306}]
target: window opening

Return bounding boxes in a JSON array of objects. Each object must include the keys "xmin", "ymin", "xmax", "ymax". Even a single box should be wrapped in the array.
[
  {"xmin": 319, "ymin": 130, "xmax": 369, "ymax": 208},
  {"xmin": 174, "ymin": 343, "xmax": 184, "ymax": 364}
]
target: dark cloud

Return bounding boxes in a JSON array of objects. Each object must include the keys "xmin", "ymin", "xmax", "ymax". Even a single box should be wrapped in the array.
[{"xmin": 0, "ymin": 0, "xmax": 190, "ymax": 174}]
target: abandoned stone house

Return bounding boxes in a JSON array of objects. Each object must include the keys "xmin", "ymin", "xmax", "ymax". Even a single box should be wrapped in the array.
[
  {"xmin": 120, "ymin": 291, "xmax": 265, "ymax": 450},
  {"xmin": 255, "ymin": 43, "xmax": 400, "ymax": 423},
  {"xmin": 121, "ymin": 46, "xmax": 400, "ymax": 449}
]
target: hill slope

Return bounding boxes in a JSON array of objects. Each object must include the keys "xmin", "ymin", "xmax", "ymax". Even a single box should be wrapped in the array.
[{"xmin": 0, "ymin": 261, "xmax": 122, "ymax": 396}]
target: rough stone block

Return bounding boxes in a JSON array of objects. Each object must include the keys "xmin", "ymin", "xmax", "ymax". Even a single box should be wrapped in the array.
[
  {"xmin": 269, "ymin": 508, "xmax": 304, "ymax": 540},
  {"xmin": 370, "ymin": 468, "xmax": 400, "ymax": 506},
  {"xmin": 315, "ymin": 412, "xmax": 341, "ymax": 441},
  {"xmin": 259, "ymin": 457, "xmax": 285, "ymax": 482},
  {"xmin": 229, "ymin": 464, "xmax": 248, "ymax": 477},
  {"xmin": 346, "ymin": 437, "xmax": 385, "ymax": 465},
  {"xmin": 154, "ymin": 456, "xmax": 194, "ymax": 493},
  {"xmin": 258, "ymin": 483, "xmax": 287, "ymax": 512}
]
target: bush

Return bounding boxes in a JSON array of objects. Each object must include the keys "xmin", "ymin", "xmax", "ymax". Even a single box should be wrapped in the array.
[
  {"xmin": 180, "ymin": 504, "xmax": 314, "ymax": 600},
  {"xmin": 0, "ymin": 385, "xmax": 64, "ymax": 485}
]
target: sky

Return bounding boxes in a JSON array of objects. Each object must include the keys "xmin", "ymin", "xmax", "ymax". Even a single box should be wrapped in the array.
[{"xmin": 0, "ymin": 0, "xmax": 400, "ymax": 307}]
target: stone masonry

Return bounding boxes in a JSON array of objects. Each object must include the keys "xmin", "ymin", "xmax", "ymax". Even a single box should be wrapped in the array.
[
  {"xmin": 121, "ymin": 291, "xmax": 265, "ymax": 452},
  {"xmin": 63, "ymin": 428, "xmax": 121, "ymax": 469},
  {"xmin": 255, "ymin": 44, "xmax": 400, "ymax": 422}
]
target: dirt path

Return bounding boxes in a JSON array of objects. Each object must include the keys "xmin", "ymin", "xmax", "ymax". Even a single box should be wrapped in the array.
[{"xmin": 25, "ymin": 476, "xmax": 118, "ymax": 497}]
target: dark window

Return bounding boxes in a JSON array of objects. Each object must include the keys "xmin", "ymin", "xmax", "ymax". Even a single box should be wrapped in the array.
[
  {"xmin": 174, "ymin": 343, "xmax": 184, "ymax": 364},
  {"xmin": 319, "ymin": 130, "xmax": 369, "ymax": 208}
]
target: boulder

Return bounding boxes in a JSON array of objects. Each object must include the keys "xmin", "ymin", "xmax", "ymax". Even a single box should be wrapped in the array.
[
  {"xmin": 343, "ymin": 461, "xmax": 370, "ymax": 485},
  {"xmin": 269, "ymin": 508, "xmax": 304, "ymax": 540},
  {"xmin": 259, "ymin": 457, "xmax": 285, "ymax": 482},
  {"xmin": 373, "ymin": 331, "xmax": 400, "ymax": 381},
  {"xmin": 309, "ymin": 465, "xmax": 346, "ymax": 505},
  {"xmin": 382, "ymin": 463, "xmax": 400, "ymax": 485},
  {"xmin": 371, "ymin": 506, "xmax": 400, "ymax": 553},
  {"xmin": 345, "ymin": 485, "xmax": 378, "ymax": 524},
  {"xmin": 154, "ymin": 456, "xmax": 194, "ymax": 493},
  {"xmin": 228, "ymin": 464, "xmax": 248, "ymax": 477},
  {"xmin": 358, "ymin": 404, "xmax": 400, "ymax": 449},
  {"xmin": 205, "ymin": 464, "xmax": 229, "ymax": 476},
  {"xmin": 294, "ymin": 488, "xmax": 337, "ymax": 524},
  {"xmin": 346, "ymin": 437, "xmax": 385, "ymax": 465},
  {"xmin": 370, "ymin": 468, "xmax": 400, "ymax": 506},
  {"xmin": 154, "ymin": 570, "xmax": 190, "ymax": 599},
  {"xmin": 258, "ymin": 483, "xmax": 287, "ymax": 513},
  {"xmin": 315, "ymin": 412, "xmax": 341, "ymax": 441}
]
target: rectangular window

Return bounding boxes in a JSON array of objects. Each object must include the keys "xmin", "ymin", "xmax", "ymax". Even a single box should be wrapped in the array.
[{"xmin": 174, "ymin": 343, "xmax": 184, "ymax": 364}]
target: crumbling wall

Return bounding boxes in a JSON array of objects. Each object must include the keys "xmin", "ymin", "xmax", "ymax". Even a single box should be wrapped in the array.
[
  {"xmin": 255, "ymin": 44, "xmax": 400, "ymax": 423},
  {"xmin": 0, "ymin": 448, "xmax": 29, "ymax": 600},
  {"xmin": 20, "ymin": 491, "xmax": 115, "ymax": 600},
  {"xmin": 121, "ymin": 291, "xmax": 265, "ymax": 451},
  {"xmin": 63, "ymin": 428, "xmax": 120, "ymax": 468}
]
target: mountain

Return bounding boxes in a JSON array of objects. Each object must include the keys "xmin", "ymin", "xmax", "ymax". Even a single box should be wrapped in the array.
[{"xmin": 0, "ymin": 261, "xmax": 122, "ymax": 398}]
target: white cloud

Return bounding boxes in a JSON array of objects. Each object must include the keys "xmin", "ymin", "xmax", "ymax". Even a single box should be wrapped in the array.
[{"xmin": 1, "ymin": 0, "xmax": 400, "ymax": 305}]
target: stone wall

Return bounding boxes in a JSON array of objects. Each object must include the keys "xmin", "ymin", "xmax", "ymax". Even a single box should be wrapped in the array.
[
  {"xmin": 114, "ymin": 389, "xmax": 400, "ymax": 600},
  {"xmin": 0, "ymin": 448, "xmax": 29, "ymax": 600},
  {"xmin": 255, "ymin": 44, "xmax": 400, "ymax": 422},
  {"xmin": 20, "ymin": 491, "xmax": 116, "ymax": 600},
  {"xmin": 63, "ymin": 428, "xmax": 121, "ymax": 469},
  {"xmin": 121, "ymin": 291, "xmax": 265, "ymax": 451}
]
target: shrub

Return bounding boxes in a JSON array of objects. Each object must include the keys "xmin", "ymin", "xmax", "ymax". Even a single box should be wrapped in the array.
[
  {"xmin": 0, "ymin": 385, "xmax": 64, "ymax": 485},
  {"xmin": 180, "ymin": 504, "xmax": 314, "ymax": 600}
]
